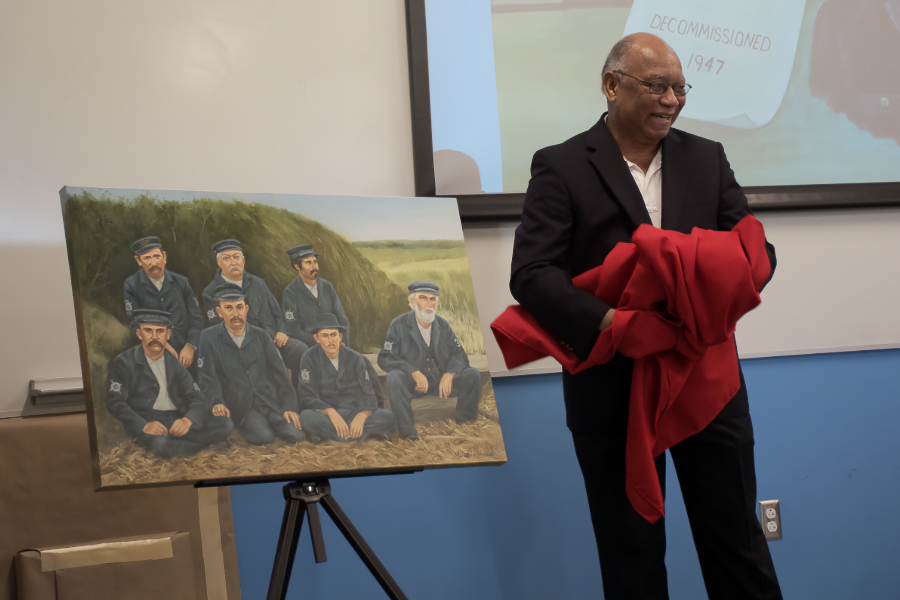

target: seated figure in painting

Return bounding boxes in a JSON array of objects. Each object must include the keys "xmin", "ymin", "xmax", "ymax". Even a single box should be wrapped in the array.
[
  {"xmin": 197, "ymin": 283, "xmax": 306, "ymax": 445},
  {"xmin": 298, "ymin": 313, "xmax": 396, "ymax": 443},
  {"xmin": 202, "ymin": 239, "xmax": 308, "ymax": 385},
  {"xmin": 105, "ymin": 309, "xmax": 234, "ymax": 458},
  {"xmin": 377, "ymin": 281, "xmax": 481, "ymax": 440},
  {"xmin": 124, "ymin": 236, "xmax": 204, "ymax": 372}
]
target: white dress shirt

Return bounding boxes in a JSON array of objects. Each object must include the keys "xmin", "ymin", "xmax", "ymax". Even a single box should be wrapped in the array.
[{"xmin": 624, "ymin": 149, "xmax": 663, "ymax": 228}]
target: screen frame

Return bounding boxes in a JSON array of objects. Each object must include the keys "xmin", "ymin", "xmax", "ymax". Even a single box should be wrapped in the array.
[{"xmin": 405, "ymin": 0, "xmax": 900, "ymax": 221}]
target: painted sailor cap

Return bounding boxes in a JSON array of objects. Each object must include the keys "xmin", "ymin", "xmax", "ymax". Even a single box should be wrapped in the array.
[
  {"xmin": 131, "ymin": 308, "xmax": 172, "ymax": 327},
  {"xmin": 407, "ymin": 281, "xmax": 440, "ymax": 295},
  {"xmin": 211, "ymin": 239, "xmax": 242, "ymax": 255},
  {"xmin": 307, "ymin": 313, "xmax": 346, "ymax": 333},
  {"xmin": 287, "ymin": 244, "xmax": 318, "ymax": 261},
  {"xmin": 131, "ymin": 236, "xmax": 162, "ymax": 255},
  {"xmin": 214, "ymin": 283, "xmax": 245, "ymax": 302}
]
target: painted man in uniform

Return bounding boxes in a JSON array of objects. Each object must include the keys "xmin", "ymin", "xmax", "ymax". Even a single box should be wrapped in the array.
[
  {"xmin": 378, "ymin": 281, "xmax": 481, "ymax": 440},
  {"xmin": 281, "ymin": 244, "xmax": 350, "ymax": 346},
  {"xmin": 105, "ymin": 309, "xmax": 234, "ymax": 458},
  {"xmin": 298, "ymin": 313, "xmax": 395, "ymax": 442},
  {"xmin": 124, "ymin": 236, "xmax": 203, "ymax": 371},
  {"xmin": 202, "ymin": 239, "xmax": 307, "ymax": 383},
  {"xmin": 197, "ymin": 284, "xmax": 305, "ymax": 445},
  {"xmin": 282, "ymin": 243, "xmax": 383, "ymax": 399}
]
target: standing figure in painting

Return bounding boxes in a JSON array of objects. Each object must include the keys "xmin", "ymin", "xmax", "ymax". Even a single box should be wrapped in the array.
[
  {"xmin": 282, "ymin": 244, "xmax": 384, "ymax": 399},
  {"xmin": 197, "ymin": 284, "xmax": 306, "ymax": 445},
  {"xmin": 124, "ymin": 236, "xmax": 204, "ymax": 372},
  {"xmin": 105, "ymin": 309, "xmax": 234, "ymax": 458},
  {"xmin": 298, "ymin": 314, "xmax": 396, "ymax": 443},
  {"xmin": 378, "ymin": 281, "xmax": 481, "ymax": 440},
  {"xmin": 202, "ymin": 239, "xmax": 307, "ymax": 383},
  {"xmin": 282, "ymin": 245, "xmax": 350, "ymax": 343}
]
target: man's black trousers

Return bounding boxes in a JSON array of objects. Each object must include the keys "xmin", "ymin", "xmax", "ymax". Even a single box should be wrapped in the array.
[{"xmin": 572, "ymin": 393, "xmax": 782, "ymax": 600}]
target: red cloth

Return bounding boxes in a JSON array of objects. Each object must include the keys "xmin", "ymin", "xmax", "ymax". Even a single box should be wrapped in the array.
[{"xmin": 491, "ymin": 215, "xmax": 771, "ymax": 523}]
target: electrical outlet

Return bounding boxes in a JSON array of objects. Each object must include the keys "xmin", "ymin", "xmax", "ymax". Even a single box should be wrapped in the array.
[{"xmin": 759, "ymin": 499, "xmax": 782, "ymax": 541}]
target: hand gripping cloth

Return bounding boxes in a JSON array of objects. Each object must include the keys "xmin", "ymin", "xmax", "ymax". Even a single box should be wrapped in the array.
[{"xmin": 492, "ymin": 215, "xmax": 771, "ymax": 523}]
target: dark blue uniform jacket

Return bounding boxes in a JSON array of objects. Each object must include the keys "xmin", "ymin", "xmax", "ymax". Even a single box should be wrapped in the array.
[
  {"xmin": 197, "ymin": 322, "xmax": 298, "ymax": 425},
  {"xmin": 282, "ymin": 277, "xmax": 350, "ymax": 346},
  {"xmin": 124, "ymin": 269, "xmax": 204, "ymax": 350},
  {"xmin": 297, "ymin": 345, "xmax": 376, "ymax": 413},
  {"xmin": 377, "ymin": 312, "xmax": 469, "ymax": 378},
  {"xmin": 202, "ymin": 270, "xmax": 287, "ymax": 340},
  {"xmin": 105, "ymin": 345, "xmax": 208, "ymax": 437}
]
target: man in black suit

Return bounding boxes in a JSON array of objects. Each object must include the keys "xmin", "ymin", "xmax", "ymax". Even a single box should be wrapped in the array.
[{"xmin": 510, "ymin": 33, "xmax": 781, "ymax": 599}]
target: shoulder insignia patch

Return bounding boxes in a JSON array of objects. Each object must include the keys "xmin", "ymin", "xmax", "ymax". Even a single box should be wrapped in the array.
[
  {"xmin": 301, "ymin": 369, "xmax": 310, "ymax": 384},
  {"xmin": 124, "ymin": 300, "xmax": 132, "ymax": 312},
  {"xmin": 454, "ymin": 337, "xmax": 461, "ymax": 348},
  {"xmin": 285, "ymin": 310, "xmax": 295, "ymax": 322},
  {"xmin": 365, "ymin": 370, "xmax": 370, "ymax": 381},
  {"xmin": 194, "ymin": 382, "xmax": 201, "ymax": 392},
  {"xmin": 109, "ymin": 381, "xmax": 121, "ymax": 393},
  {"xmin": 207, "ymin": 309, "xmax": 215, "ymax": 319},
  {"xmin": 197, "ymin": 357, "xmax": 204, "ymax": 369},
  {"xmin": 383, "ymin": 341, "xmax": 393, "ymax": 352}
]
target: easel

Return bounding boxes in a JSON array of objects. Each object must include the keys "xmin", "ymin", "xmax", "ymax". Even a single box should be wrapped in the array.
[{"xmin": 266, "ymin": 479, "xmax": 408, "ymax": 600}]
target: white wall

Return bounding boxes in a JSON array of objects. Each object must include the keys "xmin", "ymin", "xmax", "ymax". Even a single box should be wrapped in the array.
[{"xmin": 3, "ymin": 0, "xmax": 899, "ymax": 415}]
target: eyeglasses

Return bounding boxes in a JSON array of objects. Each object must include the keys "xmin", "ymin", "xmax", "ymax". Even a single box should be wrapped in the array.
[{"xmin": 614, "ymin": 71, "xmax": 691, "ymax": 97}]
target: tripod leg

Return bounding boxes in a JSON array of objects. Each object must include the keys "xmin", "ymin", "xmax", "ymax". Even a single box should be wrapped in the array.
[
  {"xmin": 266, "ymin": 496, "xmax": 308, "ymax": 600},
  {"xmin": 320, "ymin": 493, "xmax": 409, "ymax": 600},
  {"xmin": 306, "ymin": 501, "xmax": 328, "ymax": 564}
]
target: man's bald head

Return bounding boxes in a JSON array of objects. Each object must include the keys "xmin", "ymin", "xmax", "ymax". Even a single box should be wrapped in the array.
[{"xmin": 602, "ymin": 33, "xmax": 678, "ymax": 78}]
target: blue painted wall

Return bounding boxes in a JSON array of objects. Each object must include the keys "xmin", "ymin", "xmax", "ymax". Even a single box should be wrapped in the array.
[{"xmin": 231, "ymin": 349, "xmax": 900, "ymax": 598}]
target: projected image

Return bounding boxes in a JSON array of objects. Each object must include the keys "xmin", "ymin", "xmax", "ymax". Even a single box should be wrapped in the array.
[
  {"xmin": 426, "ymin": 0, "xmax": 900, "ymax": 194},
  {"xmin": 61, "ymin": 187, "xmax": 505, "ymax": 489}
]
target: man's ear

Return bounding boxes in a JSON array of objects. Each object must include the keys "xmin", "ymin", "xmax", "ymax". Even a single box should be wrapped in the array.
[
  {"xmin": 215, "ymin": 305, "xmax": 223, "ymax": 319},
  {"xmin": 165, "ymin": 328, "xmax": 172, "ymax": 342},
  {"xmin": 134, "ymin": 255, "xmax": 142, "ymax": 267},
  {"xmin": 602, "ymin": 71, "xmax": 618, "ymax": 102}
]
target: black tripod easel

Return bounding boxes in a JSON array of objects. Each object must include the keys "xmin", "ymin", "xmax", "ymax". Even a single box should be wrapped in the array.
[{"xmin": 266, "ymin": 479, "xmax": 408, "ymax": 600}]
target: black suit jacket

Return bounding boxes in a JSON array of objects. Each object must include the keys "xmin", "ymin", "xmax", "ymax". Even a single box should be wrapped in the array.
[{"xmin": 510, "ymin": 115, "xmax": 775, "ymax": 434}]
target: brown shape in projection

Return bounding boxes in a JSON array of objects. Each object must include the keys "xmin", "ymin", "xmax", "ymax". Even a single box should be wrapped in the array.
[{"xmin": 810, "ymin": 0, "xmax": 900, "ymax": 142}]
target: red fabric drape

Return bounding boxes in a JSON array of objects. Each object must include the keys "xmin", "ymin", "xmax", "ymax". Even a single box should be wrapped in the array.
[{"xmin": 492, "ymin": 215, "xmax": 771, "ymax": 523}]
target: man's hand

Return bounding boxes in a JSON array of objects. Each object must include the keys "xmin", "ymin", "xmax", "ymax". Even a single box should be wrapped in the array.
[
  {"xmin": 212, "ymin": 404, "xmax": 231, "ymax": 417},
  {"xmin": 179, "ymin": 344, "xmax": 195, "ymax": 367},
  {"xmin": 165, "ymin": 343, "xmax": 179, "ymax": 359},
  {"xmin": 600, "ymin": 308, "xmax": 616, "ymax": 332},
  {"xmin": 411, "ymin": 370, "xmax": 429, "ymax": 393},
  {"xmin": 439, "ymin": 372, "xmax": 455, "ymax": 399},
  {"xmin": 274, "ymin": 332, "xmax": 289, "ymax": 348},
  {"xmin": 170, "ymin": 417, "xmax": 193, "ymax": 437},
  {"xmin": 283, "ymin": 411, "xmax": 301, "ymax": 429},
  {"xmin": 349, "ymin": 411, "xmax": 371, "ymax": 438},
  {"xmin": 143, "ymin": 421, "xmax": 168, "ymax": 436},
  {"xmin": 324, "ymin": 408, "xmax": 350, "ymax": 439}
]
